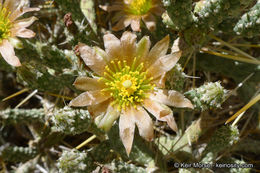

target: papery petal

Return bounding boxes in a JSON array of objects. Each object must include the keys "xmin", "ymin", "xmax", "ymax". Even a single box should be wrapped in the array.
[
  {"xmin": 134, "ymin": 106, "xmax": 154, "ymax": 141},
  {"xmin": 119, "ymin": 108, "xmax": 136, "ymax": 156},
  {"xmin": 143, "ymin": 99, "xmax": 178, "ymax": 132},
  {"xmin": 112, "ymin": 17, "xmax": 131, "ymax": 31},
  {"xmin": 73, "ymin": 76, "xmax": 106, "ymax": 91},
  {"xmin": 13, "ymin": 16, "xmax": 38, "ymax": 29},
  {"xmin": 10, "ymin": 7, "xmax": 40, "ymax": 22},
  {"xmin": 147, "ymin": 51, "xmax": 181, "ymax": 79},
  {"xmin": 120, "ymin": 31, "xmax": 137, "ymax": 63},
  {"xmin": 69, "ymin": 90, "xmax": 111, "ymax": 107},
  {"xmin": 136, "ymin": 36, "xmax": 151, "ymax": 63},
  {"xmin": 78, "ymin": 43, "xmax": 107, "ymax": 75},
  {"xmin": 130, "ymin": 19, "xmax": 141, "ymax": 32},
  {"xmin": 97, "ymin": 105, "xmax": 120, "ymax": 132},
  {"xmin": 12, "ymin": 28, "xmax": 35, "ymax": 38},
  {"xmin": 4, "ymin": 0, "xmax": 20, "ymax": 13},
  {"xmin": 142, "ymin": 14, "xmax": 156, "ymax": 31},
  {"xmin": 146, "ymin": 35, "xmax": 169, "ymax": 68},
  {"xmin": 151, "ymin": 72, "xmax": 166, "ymax": 88},
  {"xmin": 103, "ymin": 33, "xmax": 122, "ymax": 61},
  {"xmin": 153, "ymin": 89, "xmax": 194, "ymax": 109},
  {"xmin": 151, "ymin": 6, "xmax": 164, "ymax": 16},
  {"xmin": 0, "ymin": 40, "xmax": 21, "ymax": 66},
  {"xmin": 87, "ymin": 99, "xmax": 110, "ymax": 118}
]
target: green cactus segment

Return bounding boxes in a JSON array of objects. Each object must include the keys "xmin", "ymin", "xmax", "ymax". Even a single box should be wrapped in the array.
[
  {"xmin": 17, "ymin": 62, "xmax": 76, "ymax": 93},
  {"xmin": 0, "ymin": 145, "xmax": 38, "ymax": 162},
  {"xmin": 55, "ymin": 0, "xmax": 85, "ymax": 20},
  {"xmin": 51, "ymin": 107, "xmax": 104, "ymax": 136},
  {"xmin": 201, "ymin": 125, "xmax": 239, "ymax": 164},
  {"xmin": 105, "ymin": 160, "xmax": 147, "ymax": 173},
  {"xmin": 0, "ymin": 109, "xmax": 45, "ymax": 125},
  {"xmin": 185, "ymin": 82, "xmax": 227, "ymax": 111},
  {"xmin": 57, "ymin": 149, "xmax": 95, "ymax": 173},
  {"xmin": 107, "ymin": 125, "xmax": 165, "ymax": 170},
  {"xmin": 234, "ymin": 1, "xmax": 260, "ymax": 37},
  {"xmin": 194, "ymin": 0, "xmax": 241, "ymax": 29},
  {"xmin": 162, "ymin": 0, "xmax": 194, "ymax": 30},
  {"xmin": 165, "ymin": 63, "xmax": 186, "ymax": 92}
]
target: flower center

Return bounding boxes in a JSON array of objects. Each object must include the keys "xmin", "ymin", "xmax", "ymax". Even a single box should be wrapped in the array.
[
  {"xmin": 125, "ymin": 0, "xmax": 152, "ymax": 15},
  {"xmin": 100, "ymin": 58, "xmax": 154, "ymax": 110},
  {"xmin": 0, "ymin": 6, "xmax": 12, "ymax": 43}
]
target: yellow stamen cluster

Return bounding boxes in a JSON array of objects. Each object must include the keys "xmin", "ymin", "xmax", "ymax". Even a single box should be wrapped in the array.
[
  {"xmin": 125, "ymin": 0, "xmax": 152, "ymax": 15},
  {"xmin": 100, "ymin": 58, "xmax": 154, "ymax": 110},
  {"xmin": 0, "ymin": 5, "xmax": 12, "ymax": 43}
]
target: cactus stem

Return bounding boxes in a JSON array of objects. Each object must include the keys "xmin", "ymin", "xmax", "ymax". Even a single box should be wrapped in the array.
[
  {"xmin": 226, "ymin": 93, "xmax": 260, "ymax": 124},
  {"xmin": 2, "ymin": 88, "xmax": 29, "ymax": 101},
  {"xmin": 75, "ymin": 135, "xmax": 97, "ymax": 150}
]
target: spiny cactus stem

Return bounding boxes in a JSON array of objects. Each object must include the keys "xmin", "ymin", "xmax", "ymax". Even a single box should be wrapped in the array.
[{"xmin": 75, "ymin": 135, "xmax": 97, "ymax": 150}]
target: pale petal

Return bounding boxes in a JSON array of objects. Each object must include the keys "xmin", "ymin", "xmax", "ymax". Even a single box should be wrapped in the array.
[
  {"xmin": 88, "ymin": 99, "xmax": 110, "ymax": 117},
  {"xmin": 151, "ymin": 6, "xmax": 164, "ymax": 16},
  {"xmin": 153, "ymin": 89, "xmax": 194, "ymax": 109},
  {"xmin": 0, "ymin": 40, "xmax": 21, "ymax": 66},
  {"xmin": 142, "ymin": 14, "xmax": 156, "ymax": 31},
  {"xmin": 130, "ymin": 19, "xmax": 141, "ymax": 32},
  {"xmin": 119, "ymin": 108, "xmax": 136, "ymax": 156},
  {"xmin": 69, "ymin": 90, "xmax": 111, "ymax": 107},
  {"xmin": 13, "ymin": 16, "xmax": 38, "ymax": 29},
  {"xmin": 73, "ymin": 76, "xmax": 105, "ymax": 91},
  {"xmin": 112, "ymin": 17, "xmax": 131, "ymax": 31},
  {"xmin": 146, "ymin": 35, "xmax": 169, "ymax": 68},
  {"xmin": 120, "ymin": 31, "xmax": 137, "ymax": 63},
  {"xmin": 136, "ymin": 36, "xmax": 151, "ymax": 63},
  {"xmin": 103, "ymin": 33, "xmax": 122, "ymax": 61},
  {"xmin": 4, "ymin": 0, "xmax": 20, "ymax": 13},
  {"xmin": 143, "ymin": 99, "xmax": 178, "ymax": 132},
  {"xmin": 151, "ymin": 72, "xmax": 166, "ymax": 88},
  {"xmin": 97, "ymin": 105, "xmax": 120, "ymax": 132},
  {"xmin": 12, "ymin": 28, "xmax": 35, "ymax": 38},
  {"xmin": 134, "ymin": 106, "xmax": 154, "ymax": 141},
  {"xmin": 10, "ymin": 7, "xmax": 40, "ymax": 21},
  {"xmin": 147, "ymin": 51, "xmax": 181, "ymax": 79},
  {"xmin": 78, "ymin": 43, "xmax": 107, "ymax": 75}
]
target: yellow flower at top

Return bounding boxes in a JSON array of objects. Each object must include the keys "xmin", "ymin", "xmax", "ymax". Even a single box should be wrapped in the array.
[
  {"xmin": 0, "ymin": 0, "xmax": 39, "ymax": 66},
  {"xmin": 125, "ymin": 0, "xmax": 152, "ymax": 15},
  {"xmin": 69, "ymin": 32, "xmax": 194, "ymax": 155},
  {"xmin": 100, "ymin": 0, "xmax": 164, "ymax": 31}
]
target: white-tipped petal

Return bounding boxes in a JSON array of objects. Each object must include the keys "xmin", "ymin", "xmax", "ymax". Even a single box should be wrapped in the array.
[
  {"xmin": 134, "ymin": 106, "xmax": 154, "ymax": 141},
  {"xmin": 73, "ymin": 76, "xmax": 105, "ymax": 91},
  {"xmin": 119, "ymin": 108, "xmax": 136, "ymax": 156},
  {"xmin": 69, "ymin": 91, "xmax": 111, "ymax": 107},
  {"xmin": 0, "ymin": 40, "xmax": 21, "ymax": 66}
]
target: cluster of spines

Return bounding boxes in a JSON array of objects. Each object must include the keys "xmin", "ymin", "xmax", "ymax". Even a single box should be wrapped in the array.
[{"xmin": 233, "ymin": 1, "xmax": 260, "ymax": 37}]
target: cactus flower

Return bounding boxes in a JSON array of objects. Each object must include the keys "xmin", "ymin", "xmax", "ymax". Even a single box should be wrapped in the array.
[
  {"xmin": 69, "ymin": 32, "xmax": 193, "ymax": 155},
  {"xmin": 0, "ymin": 0, "xmax": 39, "ymax": 66},
  {"xmin": 100, "ymin": 0, "xmax": 164, "ymax": 31}
]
